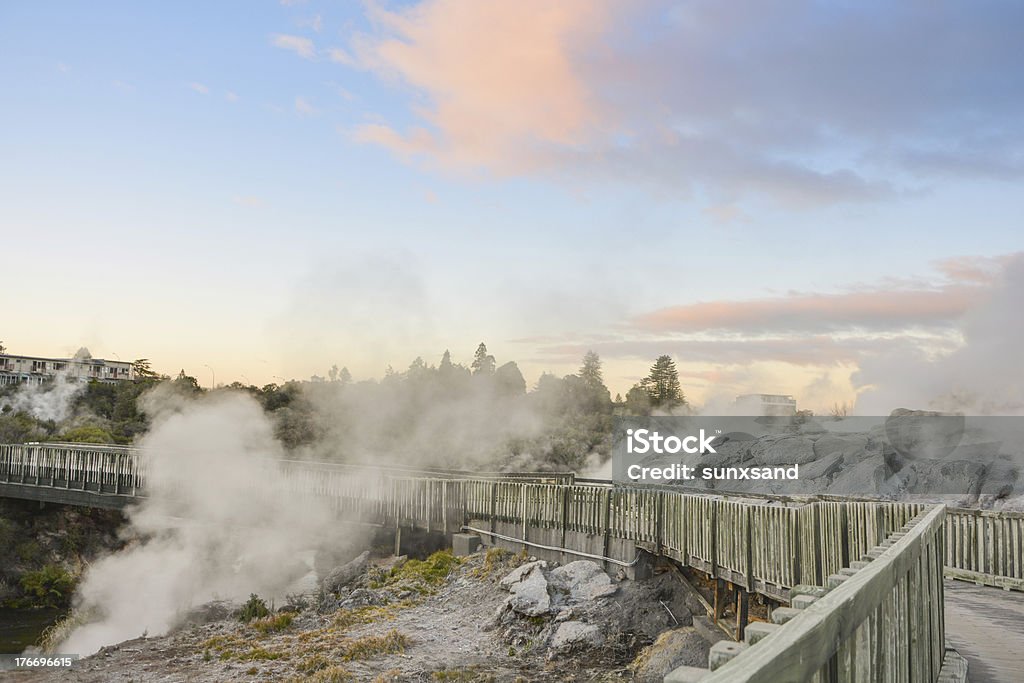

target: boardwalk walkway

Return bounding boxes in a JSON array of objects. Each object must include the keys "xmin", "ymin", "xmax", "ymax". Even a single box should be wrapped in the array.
[{"xmin": 943, "ymin": 580, "xmax": 1024, "ymax": 683}]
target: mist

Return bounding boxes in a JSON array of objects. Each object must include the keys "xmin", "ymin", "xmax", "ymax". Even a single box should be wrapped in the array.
[
  {"xmin": 855, "ymin": 253, "xmax": 1024, "ymax": 415},
  {"xmin": 58, "ymin": 387, "xmax": 340, "ymax": 655},
  {"xmin": 0, "ymin": 371, "xmax": 85, "ymax": 422}
]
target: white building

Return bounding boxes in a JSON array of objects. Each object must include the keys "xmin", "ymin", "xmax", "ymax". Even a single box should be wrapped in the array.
[
  {"xmin": 735, "ymin": 393, "xmax": 798, "ymax": 416},
  {"xmin": 0, "ymin": 348, "xmax": 134, "ymax": 386}
]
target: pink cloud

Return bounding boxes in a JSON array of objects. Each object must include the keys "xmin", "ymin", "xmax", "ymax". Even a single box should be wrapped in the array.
[
  {"xmin": 632, "ymin": 287, "xmax": 981, "ymax": 335},
  {"xmin": 347, "ymin": 0, "xmax": 613, "ymax": 172}
]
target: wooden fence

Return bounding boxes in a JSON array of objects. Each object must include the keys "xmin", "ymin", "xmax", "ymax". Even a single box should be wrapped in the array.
[
  {"xmin": 689, "ymin": 505, "xmax": 948, "ymax": 683},
  {"xmin": 1, "ymin": 442, "xmax": 1022, "ymax": 596}
]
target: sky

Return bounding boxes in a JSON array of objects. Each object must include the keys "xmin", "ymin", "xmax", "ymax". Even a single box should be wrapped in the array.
[{"xmin": 1, "ymin": 1, "xmax": 1022, "ymax": 411}]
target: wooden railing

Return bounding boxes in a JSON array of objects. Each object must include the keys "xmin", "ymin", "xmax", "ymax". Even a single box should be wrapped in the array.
[
  {"xmin": 944, "ymin": 506, "xmax": 1024, "ymax": 591},
  {"xmin": 682, "ymin": 505, "xmax": 948, "ymax": 683},
  {"xmin": 1, "ymin": 442, "xmax": 1022, "ymax": 598}
]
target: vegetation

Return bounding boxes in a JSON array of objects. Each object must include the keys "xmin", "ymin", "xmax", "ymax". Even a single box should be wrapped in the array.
[
  {"xmin": 238, "ymin": 594, "xmax": 271, "ymax": 623},
  {"xmin": 0, "ymin": 344, "xmax": 695, "ymax": 474},
  {"xmin": 367, "ymin": 550, "xmax": 461, "ymax": 595},
  {"xmin": 18, "ymin": 564, "xmax": 76, "ymax": 608},
  {"xmin": 250, "ymin": 612, "xmax": 294, "ymax": 634}
]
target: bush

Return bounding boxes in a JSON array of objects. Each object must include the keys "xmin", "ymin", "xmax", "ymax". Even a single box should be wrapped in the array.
[
  {"xmin": 20, "ymin": 564, "xmax": 76, "ymax": 608},
  {"xmin": 239, "ymin": 594, "xmax": 270, "ymax": 623},
  {"xmin": 251, "ymin": 612, "xmax": 293, "ymax": 634}
]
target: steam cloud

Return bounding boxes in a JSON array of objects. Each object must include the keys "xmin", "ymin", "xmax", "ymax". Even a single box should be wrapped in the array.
[
  {"xmin": 1, "ymin": 371, "xmax": 85, "ymax": 423},
  {"xmin": 855, "ymin": 253, "xmax": 1024, "ymax": 415},
  {"xmin": 59, "ymin": 388, "xmax": 340, "ymax": 655}
]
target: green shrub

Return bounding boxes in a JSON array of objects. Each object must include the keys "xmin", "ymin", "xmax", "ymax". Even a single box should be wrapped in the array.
[
  {"xmin": 239, "ymin": 594, "xmax": 270, "ymax": 623},
  {"xmin": 20, "ymin": 564, "xmax": 76, "ymax": 608}
]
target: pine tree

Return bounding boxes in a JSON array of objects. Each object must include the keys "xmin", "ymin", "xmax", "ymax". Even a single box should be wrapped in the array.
[
  {"xmin": 578, "ymin": 351, "xmax": 604, "ymax": 389},
  {"xmin": 640, "ymin": 355, "xmax": 685, "ymax": 409},
  {"xmin": 471, "ymin": 342, "xmax": 495, "ymax": 375}
]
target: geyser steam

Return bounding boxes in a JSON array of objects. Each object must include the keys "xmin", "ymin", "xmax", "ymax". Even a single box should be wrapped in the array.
[{"xmin": 59, "ymin": 388, "xmax": 338, "ymax": 655}]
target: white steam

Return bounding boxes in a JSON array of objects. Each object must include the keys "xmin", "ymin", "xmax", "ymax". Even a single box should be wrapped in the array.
[
  {"xmin": 1, "ymin": 371, "xmax": 85, "ymax": 422},
  {"xmin": 60, "ymin": 388, "xmax": 339, "ymax": 655},
  {"xmin": 855, "ymin": 254, "xmax": 1024, "ymax": 415}
]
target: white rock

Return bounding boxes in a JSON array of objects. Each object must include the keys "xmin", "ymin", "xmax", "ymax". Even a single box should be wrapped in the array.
[
  {"xmin": 499, "ymin": 560, "xmax": 547, "ymax": 591},
  {"xmin": 549, "ymin": 560, "xmax": 617, "ymax": 602},
  {"xmin": 549, "ymin": 620, "xmax": 604, "ymax": 651}
]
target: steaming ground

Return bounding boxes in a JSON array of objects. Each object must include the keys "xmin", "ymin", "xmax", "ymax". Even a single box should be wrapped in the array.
[
  {"xmin": 15, "ymin": 550, "xmax": 704, "ymax": 683},
  {"xmin": 55, "ymin": 389, "xmax": 348, "ymax": 656}
]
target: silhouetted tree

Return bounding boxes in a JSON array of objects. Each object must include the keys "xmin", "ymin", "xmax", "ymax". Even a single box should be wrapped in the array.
[
  {"xmin": 471, "ymin": 342, "xmax": 495, "ymax": 375},
  {"xmin": 495, "ymin": 361, "xmax": 526, "ymax": 395},
  {"xmin": 640, "ymin": 355, "xmax": 685, "ymax": 409}
]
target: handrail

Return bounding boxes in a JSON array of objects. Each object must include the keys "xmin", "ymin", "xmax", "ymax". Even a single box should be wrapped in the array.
[
  {"xmin": 698, "ymin": 505, "xmax": 947, "ymax": 682},
  {"xmin": 2, "ymin": 442, "xmax": 1022, "ymax": 593}
]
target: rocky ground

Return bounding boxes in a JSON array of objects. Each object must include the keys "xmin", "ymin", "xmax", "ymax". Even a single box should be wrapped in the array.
[
  {"xmin": 642, "ymin": 411, "xmax": 1024, "ymax": 509},
  {"xmin": 8, "ymin": 548, "xmax": 714, "ymax": 682}
]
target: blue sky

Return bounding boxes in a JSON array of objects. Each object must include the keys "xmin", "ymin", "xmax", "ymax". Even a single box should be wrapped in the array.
[{"xmin": 2, "ymin": 1, "xmax": 1022, "ymax": 411}]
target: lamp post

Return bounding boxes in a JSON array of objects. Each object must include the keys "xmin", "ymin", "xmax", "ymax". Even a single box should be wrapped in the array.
[{"xmin": 203, "ymin": 364, "xmax": 216, "ymax": 390}]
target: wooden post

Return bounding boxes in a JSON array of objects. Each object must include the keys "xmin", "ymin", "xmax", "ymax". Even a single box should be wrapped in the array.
[
  {"xmin": 489, "ymin": 481, "xmax": 498, "ymax": 541},
  {"xmin": 602, "ymin": 488, "xmax": 613, "ymax": 569},
  {"xmin": 735, "ymin": 589, "xmax": 749, "ymax": 641},
  {"xmin": 560, "ymin": 487, "xmax": 569, "ymax": 564},
  {"xmin": 713, "ymin": 578, "xmax": 725, "ymax": 626}
]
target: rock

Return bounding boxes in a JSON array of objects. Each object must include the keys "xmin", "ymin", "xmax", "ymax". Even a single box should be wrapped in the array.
[
  {"xmin": 338, "ymin": 587, "xmax": 393, "ymax": 609},
  {"xmin": 897, "ymin": 459, "xmax": 987, "ymax": 497},
  {"xmin": 885, "ymin": 409, "xmax": 965, "ymax": 460},
  {"xmin": 813, "ymin": 434, "xmax": 870, "ymax": 462},
  {"xmin": 751, "ymin": 436, "xmax": 817, "ymax": 466},
  {"xmin": 499, "ymin": 560, "xmax": 547, "ymax": 590},
  {"xmin": 630, "ymin": 627, "xmax": 711, "ymax": 683},
  {"xmin": 322, "ymin": 550, "xmax": 370, "ymax": 594},
  {"xmin": 799, "ymin": 451, "xmax": 845, "ymax": 481},
  {"xmin": 548, "ymin": 561, "xmax": 617, "ymax": 602},
  {"xmin": 548, "ymin": 620, "xmax": 604, "ymax": 654},
  {"xmin": 824, "ymin": 452, "xmax": 891, "ymax": 497},
  {"xmin": 507, "ymin": 564, "xmax": 551, "ymax": 616}
]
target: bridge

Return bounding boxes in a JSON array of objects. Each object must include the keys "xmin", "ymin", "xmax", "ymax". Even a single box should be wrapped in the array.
[{"xmin": 2, "ymin": 442, "xmax": 1023, "ymax": 682}]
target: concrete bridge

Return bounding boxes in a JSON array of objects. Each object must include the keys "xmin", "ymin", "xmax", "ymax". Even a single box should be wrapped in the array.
[{"xmin": 2, "ymin": 442, "xmax": 1023, "ymax": 682}]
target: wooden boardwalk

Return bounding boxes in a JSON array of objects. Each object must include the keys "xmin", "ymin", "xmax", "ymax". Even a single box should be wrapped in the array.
[{"xmin": 943, "ymin": 580, "xmax": 1024, "ymax": 683}]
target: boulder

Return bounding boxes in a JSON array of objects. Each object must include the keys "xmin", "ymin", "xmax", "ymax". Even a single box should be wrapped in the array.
[
  {"xmin": 322, "ymin": 550, "xmax": 370, "ymax": 594},
  {"xmin": 499, "ymin": 560, "xmax": 546, "ymax": 590},
  {"xmin": 548, "ymin": 620, "xmax": 604, "ymax": 653},
  {"xmin": 813, "ymin": 434, "xmax": 870, "ymax": 462},
  {"xmin": 751, "ymin": 436, "xmax": 817, "ymax": 466},
  {"xmin": 501, "ymin": 561, "xmax": 551, "ymax": 616},
  {"xmin": 799, "ymin": 452, "xmax": 845, "ymax": 481},
  {"xmin": 885, "ymin": 409, "xmax": 965, "ymax": 460},
  {"xmin": 825, "ymin": 453, "xmax": 891, "ymax": 497},
  {"xmin": 548, "ymin": 561, "xmax": 617, "ymax": 602}
]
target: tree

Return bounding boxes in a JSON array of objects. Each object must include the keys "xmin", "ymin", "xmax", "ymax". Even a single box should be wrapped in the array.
[
  {"xmin": 495, "ymin": 361, "xmax": 526, "ymax": 396},
  {"xmin": 471, "ymin": 342, "xmax": 495, "ymax": 375},
  {"xmin": 173, "ymin": 370, "xmax": 202, "ymax": 394},
  {"xmin": 339, "ymin": 367, "xmax": 352, "ymax": 385},
  {"xmin": 329, "ymin": 364, "xmax": 339, "ymax": 382},
  {"xmin": 0, "ymin": 340, "xmax": 6, "ymax": 354},
  {"xmin": 640, "ymin": 355, "xmax": 686, "ymax": 409},
  {"xmin": 578, "ymin": 351, "xmax": 604, "ymax": 389},
  {"xmin": 131, "ymin": 359, "xmax": 159, "ymax": 380}
]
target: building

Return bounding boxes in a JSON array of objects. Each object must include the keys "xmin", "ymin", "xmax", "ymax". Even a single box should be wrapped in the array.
[
  {"xmin": 0, "ymin": 348, "xmax": 134, "ymax": 386},
  {"xmin": 735, "ymin": 393, "xmax": 798, "ymax": 416}
]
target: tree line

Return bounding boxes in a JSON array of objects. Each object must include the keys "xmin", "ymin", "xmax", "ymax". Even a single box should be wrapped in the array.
[{"xmin": 0, "ymin": 345, "xmax": 689, "ymax": 472}]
